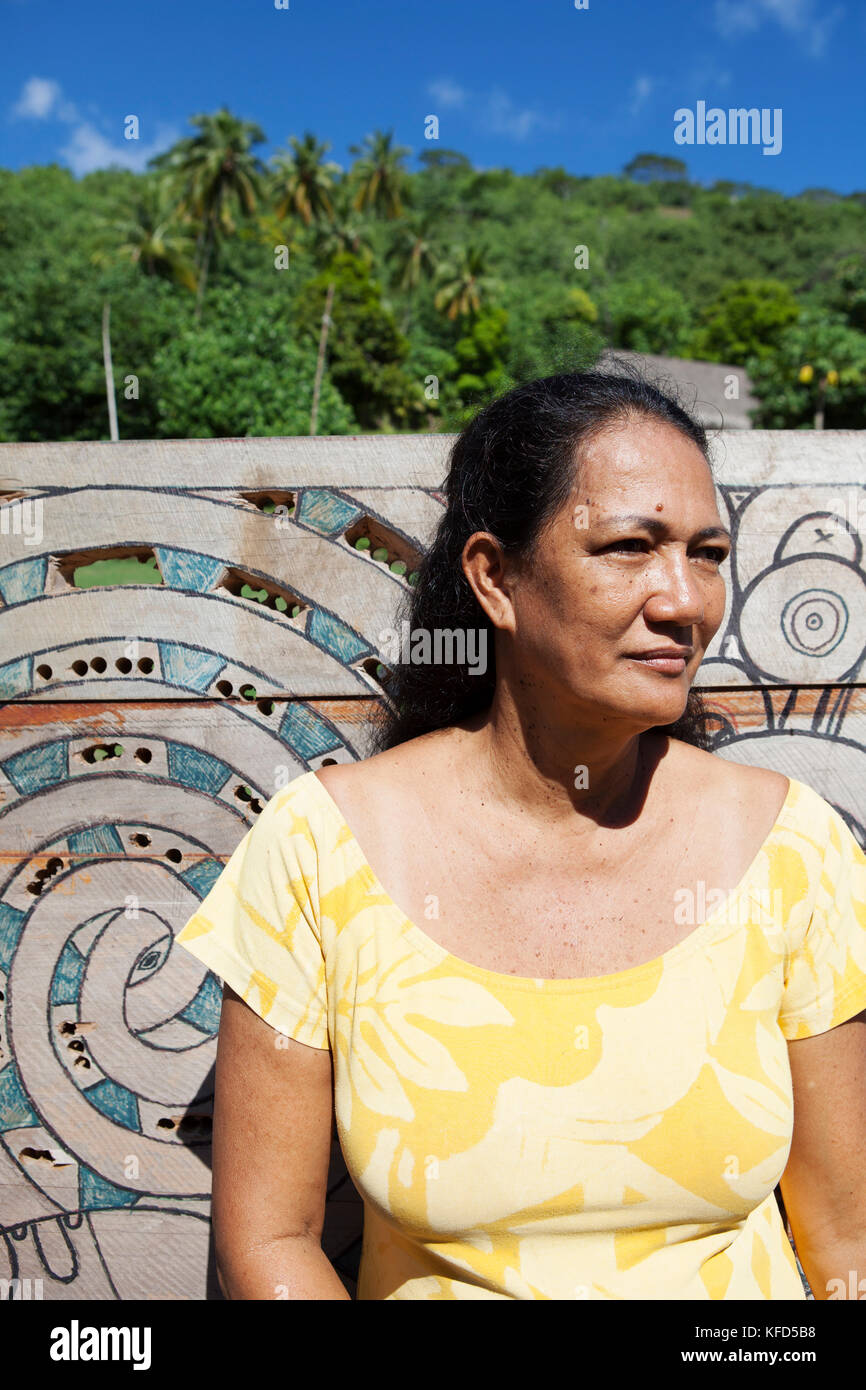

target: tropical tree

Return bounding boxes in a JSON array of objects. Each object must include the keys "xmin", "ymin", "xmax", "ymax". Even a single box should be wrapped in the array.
[
  {"xmin": 688, "ymin": 278, "xmax": 801, "ymax": 363},
  {"xmin": 623, "ymin": 153, "xmax": 689, "ymax": 183},
  {"xmin": 348, "ymin": 130, "xmax": 412, "ymax": 218},
  {"xmin": 270, "ymin": 132, "xmax": 342, "ymax": 225},
  {"xmin": 150, "ymin": 107, "xmax": 267, "ymax": 315},
  {"xmin": 294, "ymin": 252, "xmax": 422, "ymax": 429},
  {"xmin": 433, "ymin": 244, "xmax": 501, "ymax": 322},
  {"xmin": 385, "ymin": 218, "xmax": 440, "ymax": 330},
  {"xmin": 104, "ymin": 176, "xmax": 197, "ymax": 290},
  {"xmin": 314, "ymin": 182, "xmax": 375, "ymax": 267},
  {"xmin": 746, "ymin": 309, "xmax": 866, "ymax": 428}
]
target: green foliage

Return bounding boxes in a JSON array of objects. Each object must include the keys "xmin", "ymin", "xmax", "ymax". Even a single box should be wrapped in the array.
[
  {"xmin": 2, "ymin": 119, "xmax": 866, "ymax": 439},
  {"xmin": 687, "ymin": 278, "xmax": 801, "ymax": 363},
  {"xmin": 746, "ymin": 309, "xmax": 866, "ymax": 428},
  {"xmin": 293, "ymin": 252, "xmax": 422, "ymax": 429},
  {"xmin": 151, "ymin": 284, "xmax": 356, "ymax": 437},
  {"xmin": 438, "ymin": 306, "xmax": 511, "ymax": 426},
  {"xmin": 623, "ymin": 153, "xmax": 689, "ymax": 183},
  {"xmin": 604, "ymin": 275, "xmax": 693, "ymax": 355}
]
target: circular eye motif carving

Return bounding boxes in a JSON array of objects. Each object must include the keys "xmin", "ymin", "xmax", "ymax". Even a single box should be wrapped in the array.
[
  {"xmin": 782, "ymin": 588, "xmax": 848, "ymax": 657},
  {"xmin": 738, "ymin": 559, "xmax": 866, "ymax": 682}
]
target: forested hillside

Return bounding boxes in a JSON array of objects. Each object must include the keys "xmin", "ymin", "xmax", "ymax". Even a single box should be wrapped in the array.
[{"xmin": 1, "ymin": 111, "xmax": 864, "ymax": 441}]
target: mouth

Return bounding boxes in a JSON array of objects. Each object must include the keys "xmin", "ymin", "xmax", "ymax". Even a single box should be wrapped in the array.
[{"xmin": 626, "ymin": 648, "xmax": 694, "ymax": 675}]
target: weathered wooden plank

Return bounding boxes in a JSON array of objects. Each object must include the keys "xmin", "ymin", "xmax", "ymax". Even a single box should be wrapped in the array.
[
  {"xmin": 1, "ymin": 429, "xmax": 864, "ymax": 487},
  {"xmin": 1, "ymin": 440, "xmax": 863, "ymax": 697}
]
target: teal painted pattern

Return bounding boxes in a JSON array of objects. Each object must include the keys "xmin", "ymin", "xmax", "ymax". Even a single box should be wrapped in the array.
[
  {"xmin": 83, "ymin": 1078, "xmax": 141, "ymax": 1133},
  {"xmin": 0, "ymin": 656, "xmax": 32, "ymax": 699},
  {"xmin": 278, "ymin": 701, "xmax": 342, "ymax": 759},
  {"xmin": 68, "ymin": 825, "xmax": 125, "ymax": 858},
  {"xmin": 78, "ymin": 1164, "xmax": 139, "ymax": 1211},
  {"xmin": 0, "ymin": 902, "xmax": 26, "ymax": 973},
  {"xmin": 0, "ymin": 1060, "xmax": 41, "ymax": 1131},
  {"xmin": 0, "ymin": 555, "xmax": 47, "ymax": 605},
  {"xmin": 296, "ymin": 488, "xmax": 361, "ymax": 534},
  {"xmin": 51, "ymin": 940, "xmax": 86, "ymax": 1005},
  {"xmin": 154, "ymin": 547, "xmax": 226, "ymax": 592},
  {"xmin": 166, "ymin": 742, "xmax": 232, "ymax": 796},
  {"xmin": 181, "ymin": 859, "xmax": 226, "ymax": 898},
  {"xmin": 308, "ymin": 608, "xmax": 369, "ymax": 664},
  {"xmin": 158, "ymin": 642, "xmax": 226, "ymax": 692},
  {"xmin": 3, "ymin": 739, "xmax": 68, "ymax": 795},
  {"xmin": 179, "ymin": 972, "xmax": 223, "ymax": 1034}
]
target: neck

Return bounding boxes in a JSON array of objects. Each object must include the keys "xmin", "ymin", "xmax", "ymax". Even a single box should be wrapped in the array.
[{"xmin": 453, "ymin": 679, "xmax": 665, "ymax": 832}]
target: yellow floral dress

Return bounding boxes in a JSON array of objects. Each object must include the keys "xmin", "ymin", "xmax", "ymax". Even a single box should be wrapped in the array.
[{"xmin": 175, "ymin": 770, "xmax": 866, "ymax": 1300}]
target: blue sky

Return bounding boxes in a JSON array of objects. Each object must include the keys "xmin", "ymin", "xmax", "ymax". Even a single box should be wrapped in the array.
[{"xmin": 3, "ymin": 0, "xmax": 864, "ymax": 194}]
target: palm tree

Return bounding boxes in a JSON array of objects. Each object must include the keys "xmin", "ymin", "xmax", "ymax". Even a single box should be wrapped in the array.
[
  {"xmin": 108, "ymin": 176, "xmax": 198, "ymax": 290},
  {"xmin": 151, "ymin": 107, "xmax": 267, "ymax": 316},
  {"xmin": 315, "ymin": 182, "xmax": 375, "ymax": 268},
  {"xmin": 433, "ymin": 244, "xmax": 501, "ymax": 321},
  {"xmin": 385, "ymin": 219, "xmax": 440, "ymax": 330},
  {"xmin": 270, "ymin": 132, "xmax": 342, "ymax": 225},
  {"xmin": 348, "ymin": 130, "xmax": 412, "ymax": 219}
]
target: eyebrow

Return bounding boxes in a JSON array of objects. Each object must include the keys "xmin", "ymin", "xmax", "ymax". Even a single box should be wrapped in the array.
[{"xmin": 603, "ymin": 514, "xmax": 732, "ymax": 543}]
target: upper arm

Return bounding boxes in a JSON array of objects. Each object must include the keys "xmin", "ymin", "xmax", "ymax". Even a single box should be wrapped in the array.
[
  {"xmin": 781, "ymin": 1008, "xmax": 866, "ymax": 1254},
  {"xmin": 211, "ymin": 982, "xmax": 334, "ymax": 1262}
]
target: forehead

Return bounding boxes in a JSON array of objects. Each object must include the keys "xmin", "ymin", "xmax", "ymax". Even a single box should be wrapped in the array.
[{"xmin": 573, "ymin": 416, "xmax": 716, "ymax": 506}]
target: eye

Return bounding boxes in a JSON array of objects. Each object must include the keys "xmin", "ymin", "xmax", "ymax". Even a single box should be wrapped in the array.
[
  {"xmin": 601, "ymin": 537, "xmax": 650, "ymax": 553},
  {"xmin": 693, "ymin": 546, "xmax": 729, "ymax": 564}
]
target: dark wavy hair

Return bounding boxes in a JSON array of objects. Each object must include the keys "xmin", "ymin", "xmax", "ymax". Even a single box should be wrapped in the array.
[{"xmin": 368, "ymin": 368, "xmax": 716, "ymax": 754}]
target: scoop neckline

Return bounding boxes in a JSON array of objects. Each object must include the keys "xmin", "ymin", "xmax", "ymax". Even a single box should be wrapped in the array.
[{"xmin": 303, "ymin": 768, "xmax": 798, "ymax": 995}]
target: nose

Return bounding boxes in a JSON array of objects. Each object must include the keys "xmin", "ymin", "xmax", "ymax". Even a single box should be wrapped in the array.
[{"xmin": 642, "ymin": 549, "xmax": 707, "ymax": 627}]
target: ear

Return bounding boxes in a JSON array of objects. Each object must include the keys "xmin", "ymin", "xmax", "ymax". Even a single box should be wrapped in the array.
[{"xmin": 461, "ymin": 533, "xmax": 516, "ymax": 632}]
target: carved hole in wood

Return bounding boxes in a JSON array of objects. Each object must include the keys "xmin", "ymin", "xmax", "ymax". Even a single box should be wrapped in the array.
[
  {"xmin": 36, "ymin": 663, "xmax": 52, "ymax": 680},
  {"xmin": 80, "ymin": 743, "xmax": 124, "ymax": 764},
  {"xmin": 239, "ymin": 489, "xmax": 296, "ymax": 518},
  {"xmin": 361, "ymin": 656, "xmax": 393, "ymax": 690},
  {"xmin": 55, "ymin": 546, "xmax": 164, "ymax": 589},
  {"xmin": 134, "ymin": 747, "xmax": 152, "ymax": 764},
  {"xmin": 234, "ymin": 783, "xmax": 264, "ymax": 814},
  {"xmin": 344, "ymin": 516, "xmax": 422, "ymax": 584},
  {"xmin": 219, "ymin": 566, "xmax": 305, "ymax": 618}
]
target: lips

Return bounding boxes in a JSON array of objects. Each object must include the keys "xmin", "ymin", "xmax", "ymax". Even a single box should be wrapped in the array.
[{"xmin": 627, "ymin": 647, "xmax": 693, "ymax": 674}]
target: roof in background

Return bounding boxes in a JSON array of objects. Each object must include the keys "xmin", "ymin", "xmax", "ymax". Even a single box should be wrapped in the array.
[{"xmin": 598, "ymin": 351, "xmax": 760, "ymax": 430}]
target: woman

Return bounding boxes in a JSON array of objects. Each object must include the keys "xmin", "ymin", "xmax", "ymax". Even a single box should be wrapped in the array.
[{"xmin": 176, "ymin": 371, "xmax": 866, "ymax": 1300}]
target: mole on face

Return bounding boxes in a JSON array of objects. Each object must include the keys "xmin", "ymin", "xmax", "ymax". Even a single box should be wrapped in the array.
[{"xmin": 655, "ymin": 503, "xmax": 664, "ymax": 512}]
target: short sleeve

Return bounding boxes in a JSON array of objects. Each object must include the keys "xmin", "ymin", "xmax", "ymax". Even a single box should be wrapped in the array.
[
  {"xmin": 174, "ymin": 778, "xmax": 330, "ymax": 1049},
  {"xmin": 778, "ymin": 799, "xmax": 866, "ymax": 1040}
]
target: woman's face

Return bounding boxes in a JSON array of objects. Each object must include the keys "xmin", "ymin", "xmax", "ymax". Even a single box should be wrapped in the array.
[{"xmin": 475, "ymin": 414, "xmax": 731, "ymax": 734}]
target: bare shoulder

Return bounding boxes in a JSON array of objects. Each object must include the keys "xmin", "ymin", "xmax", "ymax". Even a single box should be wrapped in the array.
[
  {"xmin": 662, "ymin": 737, "xmax": 790, "ymax": 821},
  {"xmin": 312, "ymin": 731, "xmax": 450, "ymax": 823}
]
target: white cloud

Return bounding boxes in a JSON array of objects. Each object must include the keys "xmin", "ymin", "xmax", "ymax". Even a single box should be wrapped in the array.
[
  {"xmin": 9, "ymin": 77, "xmax": 178, "ymax": 174},
  {"xmin": 481, "ymin": 88, "xmax": 556, "ymax": 140},
  {"xmin": 425, "ymin": 75, "xmax": 558, "ymax": 141},
  {"xmin": 628, "ymin": 75, "xmax": 655, "ymax": 117},
  {"xmin": 60, "ymin": 121, "xmax": 181, "ymax": 175},
  {"xmin": 12, "ymin": 76, "xmax": 64, "ymax": 119},
  {"xmin": 712, "ymin": 0, "xmax": 844, "ymax": 55},
  {"xmin": 427, "ymin": 78, "xmax": 468, "ymax": 109}
]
